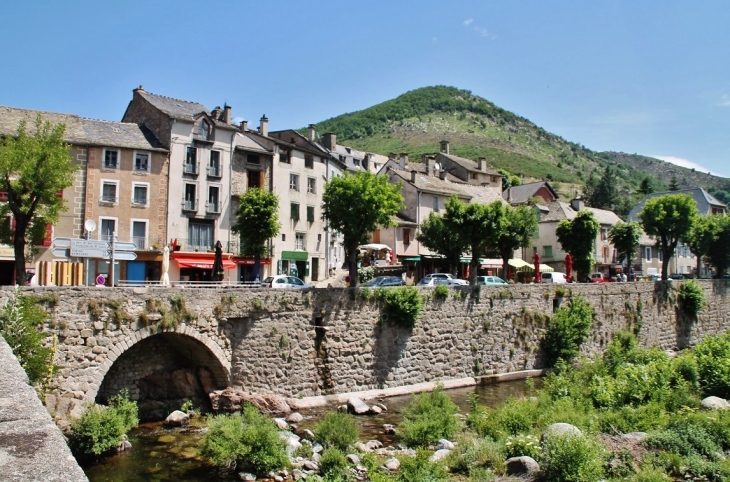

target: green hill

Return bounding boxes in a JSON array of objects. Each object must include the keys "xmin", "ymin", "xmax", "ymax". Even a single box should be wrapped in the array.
[{"xmin": 313, "ymin": 86, "xmax": 730, "ymax": 205}]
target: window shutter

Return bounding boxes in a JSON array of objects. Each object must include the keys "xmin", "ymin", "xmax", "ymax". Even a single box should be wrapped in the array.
[
  {"xmin": 277, "ymin": 260, "xmax": 282, "ymax": 275},
  {"xmin": 305, "ymin": 261, "xmax": 310, "ymax": 277}
]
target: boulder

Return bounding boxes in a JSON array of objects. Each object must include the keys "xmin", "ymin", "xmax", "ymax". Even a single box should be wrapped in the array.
[
  {"xmin": 505, "ymin": 456, "xmax": 540, "ymax": 475},
  {"xmin": 209, "ymin": 388, "xmax": 291, "ymax": 415},
  {"xmin": 384, "ymin": 457, "xmax": 400, "ymax": 471},
  {"xmin": 542, "ymin": 423, "xmax": 582, "ymax": 441},
  {"xmin": 366, "ymin": 440, "xmax": 383, "ymax": 450},
  {"xmin": 279, "ymin": 431, "xmax": 301, "ymax": 455},
  {"xmin": 273, "ymin": 418, "xmax": 289, "ymax": 430},
  {"xmin": 368, "ymin": 405, "xmax": 383, "ymax": 415},
  {"xmin": 238, "ymin": 472, "xmax": 257, "ymax": 481},
  {"xmin": 286, "ymin": 412, "xmax": 304, "ymax": 423},
  {"xmin": 355, "ymin": 442, "xmax": 371, "ymax": 453},
  {"xmin": 701, "ymin": 396, "xmax": 730, "ymax": 411},
  {"xmin": 383, "ymin": 424, "xmax": 396, "ymax": 435},
  {"xmin": 302, "ymin": 460, "xmax": 319, "ymax": 471},
  {"xmin": 347, "ymin": 453, "xmax": 360, "ymax": 465},
  {"xmin": 621, "ymin": 432, "xmax": 648, "ymax": 443},
  {"xmin": 347, "ymin": 397, "xmax": 370, "ymax": 415},
  {"xmin": 429, "ymin": 449, "xmax": 451, "ymax": 462},
  {"xmin": 437, "ymin": 439, "xmax": 455, "ymax": 450},
  {"xmin": 312, "ymin": 443, "xmax": 324, "ymax": 453},
  {"xmin": 164, "ymin": 410, "xmax": 190, "ymax": 427}
]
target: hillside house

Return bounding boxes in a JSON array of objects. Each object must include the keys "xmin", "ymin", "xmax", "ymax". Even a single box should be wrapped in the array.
[{"xmin": 503, "ymin": 180, "xmax": 559, "ymax": 205}]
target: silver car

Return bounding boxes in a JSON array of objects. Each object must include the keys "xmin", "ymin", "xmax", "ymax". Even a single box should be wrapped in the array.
[{"xmin": 262, "ymin": 275, "xmax": 311, "ymax": 289}]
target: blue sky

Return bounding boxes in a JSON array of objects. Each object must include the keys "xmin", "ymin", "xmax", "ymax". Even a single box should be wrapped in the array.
[{"xmin": 3, "ymin": 1, "xmax": 730, "ymax": 178}]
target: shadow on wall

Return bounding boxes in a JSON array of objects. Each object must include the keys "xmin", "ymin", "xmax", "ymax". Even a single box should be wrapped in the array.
[{"xmin": 371, "ymin": 316, "xmax": 410, "ymax": 389}]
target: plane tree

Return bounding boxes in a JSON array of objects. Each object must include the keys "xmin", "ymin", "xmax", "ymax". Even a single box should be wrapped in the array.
[
  {"xmin": 608, "ymin": 221, "xmax": 642, "ymax": 273},
  {"xmin": 495, "ymin": 204, "xmax": 538, "ymax": 279},
  {"xmin": 417, "ymin": 211, "xmax": 466, "ymax": 276},
  {"xmin": 231, "ymin": 187, "xmax": 280, "ymax": 282},
  {"xmin": 556, "ymin": 210, "xmax": 600, "ymax": 281}
]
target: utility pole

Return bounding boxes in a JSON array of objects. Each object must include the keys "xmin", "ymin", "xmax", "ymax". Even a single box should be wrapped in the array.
[{"xmin": 110, "ymin": 231, "xmax": 116, "ymax": 288}]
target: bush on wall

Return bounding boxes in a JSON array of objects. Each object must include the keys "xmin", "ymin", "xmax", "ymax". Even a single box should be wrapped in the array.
[
  {"xmin": 375, "ymin": 286, "xmax": 424, "ymax": 329},
  {"xmin": 677, "ymin": 279, "xmax": 704, "ymax": 319},
  {"xmin": 541, "ymin": 295, "xmax": 594, "ymax": 367}
]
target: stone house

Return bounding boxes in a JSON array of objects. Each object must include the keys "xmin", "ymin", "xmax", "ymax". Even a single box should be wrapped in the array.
[
  {"xmin": 503, "ymin": 180, "xmax": 559, "ymax": 205},
  {"xmin": 434, "ymin": 140, "xmax": 503, "ymax": 191}
]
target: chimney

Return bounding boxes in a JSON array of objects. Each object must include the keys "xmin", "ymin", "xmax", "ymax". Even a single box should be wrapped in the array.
[
  {"xmin": 570, "ymin": 196, "xmax": 585, "ymax": 211},
  {"xmin": 399, "ymin": 152, "xmax": 408, "ymax": 169},
  {"xmin": 388, "ymin": 152, "xmax": 397, "ymax": 161},
  {"xmin": 439, "ymin": 169, "xmax": 447, "ymax": 180},
  {"xmin": 478, "ymin": 157, "xmax": 486, "ymax": 172},
  {"xmin": 211, "ymin": 106, "xmax": 221, "ymax": 120},
  {"xmin": 134, "ymin": 85, "xmax": 145, "ymax": 94},
  {"xmin": 440, "ymin": 140, "xmax": 450, "ymax": 154},
  {"xmin": 259, "ymin": 115, "xmax": 268, "ymax": 136},
  {"xmin": 323, "ymin": 132, "xmax": 336, "ymax": 150},
  {"xmin": 240, "ymin": 120, "xmax": 248, "ymax": 132},
  {"xmin": 426, "ymin": 156, "xmax": 435, "ymax": 176},
  {"xmin": 308, "ymin": 124, "xmax": 316, "ymax": 142},
  {"xmin": 224, "ymin": 105, "xmax": 232, "ymax": 124},
  {"xmin": 410, "ymin": 170, "xmax": 418, "ymax": 183}
]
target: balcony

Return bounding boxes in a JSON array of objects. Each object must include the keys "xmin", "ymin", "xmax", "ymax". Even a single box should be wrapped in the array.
[
  {"xmin": 132, "ymin": 197, "xmax": 148, "ymax": 207},
  {"xmin": 173, "ymin": 238, "xmax": 214, "ymax": 253},
  {"xmin": 183, "ymin": 161, "xmax": 199, "ymax": 176},
  {"xmin": 99, "ymin": 195, "xmax": 118, "ymax": 205},
  {"xmin": 206, "ymin": 201, "xmax": 221, "ymax": 214},
  {"xmin": 182, "ymin": 199, "xmax": 198, "ymax": 212},
  {"xmin": 86, "ymin": 234, "xmax": 164, "ymax": 250},
  {"xmin": 207, "ymin": 165, "xmax": 222, "ymax": 178}
]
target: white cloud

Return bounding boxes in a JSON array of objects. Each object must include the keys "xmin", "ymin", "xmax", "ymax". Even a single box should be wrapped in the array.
[
  {"xmin": 719, "ymin": 94, "xmax": 730, "ymax": 107},
  {"xmin": 463, "ymin": 18, "xmax": 473, "ymax": 26},
  {"xmin": 653, "ymin": 155, "xmax": 717, "ymax": 175}
]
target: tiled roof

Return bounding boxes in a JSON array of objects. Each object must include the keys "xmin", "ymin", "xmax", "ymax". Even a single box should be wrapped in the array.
[
  {"xmin": 438, "ymin": 152, "xmax": 500, "ymax": 175},
  {"xmin": 457, "ymin": 182, "xmax": 507, "ymax": 205},
  {"xmin": 628, "ymin": 188, "xmax": 727, "ymax": 221},
  {"xmin": 389, "ymin": 168, "xmax": 468, "ymax": 198},
  {"xmin": 0, "ymin": 106, "xmax": 166, "ymax": 151},
  {"xmin": 137, "ymin": 90, "xmax": 208, "ymax": 121},
  {"xmin": 503, "ymin": 181, "xmax": 558, "ymax": 203},
  {"xmin": 235, "ymin": 132, "xmax": 272, "ymax": 153},
  {"xmin": 541, "ymin": 201, "xmax": 622, "ymax": 225},
  {"xmin": 405, "ymin": 161, "xmax": 463, "ymax": 182}
]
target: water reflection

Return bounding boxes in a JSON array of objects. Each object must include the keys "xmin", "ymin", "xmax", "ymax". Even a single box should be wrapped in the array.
[{"xmin": 83, "ymin": 379, "xmax": 540, "ymax": 481}]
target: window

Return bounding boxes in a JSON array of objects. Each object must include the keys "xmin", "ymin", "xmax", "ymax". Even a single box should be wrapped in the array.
[
  {"xmin": 103, "ymin": 149, "xmax": 119, "ymax": 170},
  {"xmin": 295, "ymin": 233, "xmax": 305, "ymax": 250},
  {"xmin": 184, "ymin": 146, "xmax": 198, "ymax": 174},
  {"xmin": 131, "ymin": 220, "xmax": 147, "ymax": 249},
  {"xmin": 470, "ymin": 172, "xmax": 477, "ymax": 180},
  {"xmin": 290, "ymin": 202, "xmax": 300, "ymax": 220},
  {"xmin": 645, "ymin": 247, "xmax": 652, "ymax": 261},
  {"xmin": 543, "ymin": 245, "xmax": 553, "ymax": 257},
  {"xmin": 354, "ymin": 158, "xmax": 361, "ymax": 167},
  {"xmin": 134, "ymin": 151, "xmax": 150, "ymax": 172},
  {"xmin": 207, "ymin": 186, "xmax": 220, "ymax": 213},
  {"xmin": 305, "ymin": 154, "xmax": 314, "ymax": 169},
  {"xmin": 307, "ymin": 177, "xmax": 316, "ymax": 194},
  {"xmin": 188, "ymin": 220, "xmax": 214, "ymax": 250},
  {"xmin": 602, "ymin": 246, "xmax": 609, "ymax": 263},
  {"xmin": 658, "ymin": 250, "xmax": 663, "ymax": 262},
  {"xmin": 290, "ymin": 173, "xmax": 299, "ymax": 191},
  {"xmin": 247, "ymin": 154, "xmax": 260, "ymax": 165},
  {"xmin": 403, "ymin": 228, "xmax": 411, "ymax": 245},
  {"xmin": 432, "ymin": 196, "xmax": 439, "ymax": 211},
  {"xmin": 282, "ymin": 233, "xmax": 286, "ymax": 242},
  {"xmin": 101, "ymin": 181, "xmax": 118, "ymax": 204},
  {"xmin": 280, "ymin": 149, "xmax": 290, "ymax": 163},
  {"xmin": 199, "ymin": 120, "xmax": 210, "ymax": 140},
  {"xmin": 132, "ymin": 183, "xmax": 148, "ymax": 206},
  {"xmin": 248, "ymin": 170, "xmax": 263, "ymax": 189},
  {"xmin": 307, "ymin": 205, "xmax": 315, "ymax": 222},
  {"xmin": 208, "ymin": 151, "xmax": 221, "ymax": 177},
  {"xmin": 601, "ymin": 228, "xmax": 609, "ymax": 241},
  {"xmin": 183, "ymin": 184, "xmax": 197, "ymax": 211},
  {"xmin": 100, "ymin": 218, "xmax": 116, "ymax": 242}
]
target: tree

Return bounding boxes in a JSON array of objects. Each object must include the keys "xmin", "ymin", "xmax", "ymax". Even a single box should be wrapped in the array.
[
  {"xmin": 588, "ymin": 165, "xmax": 618, "ymax": 209},
  {"xmin": 231, "ymin": 188, "xmax": 280, "ymax": 282},
  {"xmin": 417, "ymin": 211, "xmax": 466, "ymax": 276},
  {"xmin": 668, "ymin": 175, "xmax": 680, "ymax": 191},
  {"xmin": 638, "ymin": 194, "xmax": 699, "ymax": 280},
  {"xmin": 637, "ymin": 177, "xmax": 655, "ymax": 197},
  {"xmin": 556, "ymin": 210, "xmax": 600, "ymax": 281},
  {"xmin": 495, "ymin": 205, "xmax": 538, "ymax": 278},
  {"xmin": 0, "ymin": 115, "xmax": 76, "ymax": 285},
  {"xmin": 608, "ymin": 221, "xmax": 642, "ymax": 273},
  {"xmin": 322, "ymin": 172, "xmax": 403, "ymax": 287},
  {"xmin": 683, "ymin": 215, "xmax": 715, "ymax": 277},
  {"xmin": 686, "ymin": 215, "xmax": 730, "ymax": 278}
]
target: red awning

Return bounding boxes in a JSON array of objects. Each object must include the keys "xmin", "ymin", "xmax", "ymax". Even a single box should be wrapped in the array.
[
  {"xmin": 173, "ymin": 255, "xmax": 236, "ymax": 270},
  {"xmin": 236, "ymin": 258, "xmax": 272, "ymax": 265}
]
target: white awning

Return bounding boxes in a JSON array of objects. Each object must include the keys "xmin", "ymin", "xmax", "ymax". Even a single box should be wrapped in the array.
[
  {"xmin": 508, "ymin": 258, "xmax": 530, "ymax": 269},
  {"xmin": 358, "ymin": 243, "xmax": 391, "ymax": 251}
]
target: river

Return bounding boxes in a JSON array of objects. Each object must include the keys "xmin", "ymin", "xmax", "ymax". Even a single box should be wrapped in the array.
[{"xmin": 83, "ymin": 379, "xmax": 539, "ymax": 481}]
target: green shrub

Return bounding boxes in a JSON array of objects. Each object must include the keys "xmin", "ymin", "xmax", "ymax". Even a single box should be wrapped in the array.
[
  {"xmin": 358, "ymin": 266, "xmax": 376, "ymax": 284},
  {"xmin": 540, "ymin": 295, "xmax": 594, "ymax": 366},
  {"xmin": 319, "ymin": 447, "xmax": 349, "ymax": 480},
  {"xmin": 677, "ymin": 279, "xmax": 704, "ymax": 318},
  {"xmin": 67, "ymin": 390, "xmax": 138, "ymax": 458},
  {"xmin": 200, "ymin": 405, "xmax": 288, "ymax": 474},
  {"xmin": 693, "ymin": 332, "xmax": 730, "ymax": 398},
  {"xmin": 504, "ymin": 434, "xmax": 541, "ymax": 459},
  {"xmin": 314, "ymin": 411, "xmax": 360, "ymax": 451},
  {"xmin": 446, "ymin": 434, "xmax": 504, "ymax": 475},
  {"xmin": 376, "ymin": 286, "xmax": 424, "ymax": 329},
  {"xmin": 645, "ymin": 416, "xmax": 722, "ymax": 460},
  {"xmin": 400, "ymin": 385, "xmax": 459, "ymax": 447},
  {"xmin": 433, "ymin": 284, "xmax": 449, "ymax": 299},
  {"xmin": 631, "ymin": 466, "xmax": 672, "ymax": 482},
  {"xmin": 0, "ymin": 287, "xmax": 55, "ymax": 385},
  {"xmin": 397, "ymin": 448, "xmax": 449, "ymax": 482},
  {"xmin": 539, "ymin": 433, "xmax": 605, "ymax": 482}
]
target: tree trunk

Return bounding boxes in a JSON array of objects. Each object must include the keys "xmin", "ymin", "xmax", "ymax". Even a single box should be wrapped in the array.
[
  {"xmin": 253, "ymin": 253, "xmax": 261, "ymax": 283},
  {"xmin": 12, "ymin": 216, "xmax": 28, "ymax": 286},
  {"xmin": 469, "ymin": 248, "xmax": 479, "ymax": 286},
  {"xmin": 348, "ymin": 244, "xmax": 359, "ymax": 287}
]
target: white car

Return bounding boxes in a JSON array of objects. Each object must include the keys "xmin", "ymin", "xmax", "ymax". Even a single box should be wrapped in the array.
[
  {"xmin": 540, "ymin": 272, "xmax": 568, "ymax": 284},
  {"xmin": 262, "ymin": 275, "xmax": 311, "ymax": 289},
  {"xmin": 416, "ymin": 273, "xmax": 468, "ymax": 286}
]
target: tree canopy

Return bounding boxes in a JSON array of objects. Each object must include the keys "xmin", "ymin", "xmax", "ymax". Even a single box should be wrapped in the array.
[
  {"xmin": 0, "ymin": 115, "xmax": 76, "ymax": 285},
  {"xmin": 495, "ymin": 204, "xmax": 538, "ymax": 279},
  {"xmin": 231, "ymin": 187, "xmax": 280, "ymax": 281},
  {"xmin": 684, "ymin": 214, "xmax": 730, "ymax": 278},
  {"xmin": 608, "ymin": 221, "xmax": 642, "ymax": 273},
  {"xmin": 638, "ymin": 194, "xmax": 699, "ymax": 280},
  {"xmin": 556, "ymin": 210, "xmax": 600, "ymax": 280},
  {"xmin": 322, "ymin": 171, "xmax": 403, "ymax": 287},
  {"xmin": 668, "ymin": 175, "xmax": 680, "ymax": 191},
  {"xmin": 417, "ymin": 211, "xmax": 466, "ymax": 276},
  {"xmin": 588, "ymin": 165, "xmax": 619, "ymax": 210}
]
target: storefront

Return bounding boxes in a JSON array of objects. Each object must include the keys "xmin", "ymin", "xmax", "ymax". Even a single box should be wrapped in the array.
[
  {"xmin": 171, "ymin": 252, "xmax": 236, "ymax": 283},
  {"xmin": 236, "ymin": 257, "xmax": 272, "ymax": 282},
  {"xmin": 278, "ymin": 250, "xmax": 308, "ymax": 281}
]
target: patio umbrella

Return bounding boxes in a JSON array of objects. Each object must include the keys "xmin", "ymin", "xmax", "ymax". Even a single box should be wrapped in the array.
[
  {"xmin": 533, "ymin": 253, "xmax": 541, "ymax": 283},
  {"xmin": 565, "ymin": 253, "xmax": 573, "ymax": 283},
  {"xmin": 212, "ymin": 240, "xmax": 224, "ymax": 282},
  {"xmin": 160, "ymin": 245, "xmax": 170, "ymax": 286}
]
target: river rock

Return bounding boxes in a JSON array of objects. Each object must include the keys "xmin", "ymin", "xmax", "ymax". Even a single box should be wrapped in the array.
[
  {"xmin": 312, "ymin": 443, "xmax": 324, "ymax": 453},
  {"xmin": 302, "ymin": 460, "xmax": 319, "ymax": 471},
  {"xmin": 164, "ymin": 410, "xmax": 190, "ymax": 427},
  {"xmin": 366, "ymin": 440, "xmax": 383, "ymax": 450},
  {"xmin": 348, "ymin": 396, "xmax": 370, "ymax": 414},
  {"xmin": 312, "ymin": 452, "xmax": 321, "ymax": 463},
  {"xmin": 506, "ymin": 456, "xmax": 540, "ymax": 475},
  {"xmin": 156, "ymin": 434, "xmax": 176, "ymax": 444},
  {"xmin": 368, "ymin": 405, "xmax": 383, "ymax": 415},
  {"xmin": 430, "ymin": 449, "xmax": 451, "ymax": 462},
  {"xmin": 355, "ymin": 442, "xmax": 371, "ymax": 453},
  {"xmin": 375, "ymin": 403, "xmax": 388, "ymax": 411},
  {"xmin": 542, "ymin": 423, "xmax": 582, "ymax": 441},
  {"xmin": 437, "ymin": 439, "xmax": 455, "ymax": 450},
  {"xmin": 209, "ymin": 388, "xmax": 291, "ymax": 415},
  {"xmin": 286, "ymin": 412, "xmax": 304, "ymax": 423},
  {"xmin": 116, "ymin": 434, "xmax": 132, "ymax": 452},
  {"xmin": 280, "ymin": 432, "xmax": 301, "ymax": 454},
  {"xmin": 291, "ymin": 469, "xmax": 303, "ymax": 480},
  {"xmin": 273, "ymin": 418, "xmax": 289, "ymax": 430},
  {"xmin": 621, "ymin": 432, "xmax": 648, "ymax": 443},
  {"xmin": 300, "ymin": 428, "xmax": 315, "ymax": 440},
  {"xmin": 384, "ymin": 457, "xmax": 400, "ymax": 471},
  {"xmin": 701, "ymin": 396, "xmax": 730, "ymax": 410},
  {"xmin": 383, "ymin": 424, "xmax": 396, "ymax": 435},
  {"xmin": 238, "ymin": 473, "xmax": 256, "ymax": 481},
  {"xmin": 347, "ymin": 453, "xmax": 360, "ymax": 464}
]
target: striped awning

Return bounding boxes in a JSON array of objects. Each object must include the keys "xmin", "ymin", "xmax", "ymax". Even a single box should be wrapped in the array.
[{"xmin": 517, "ymin": 263, "xmax": 555, "ymax": 273}]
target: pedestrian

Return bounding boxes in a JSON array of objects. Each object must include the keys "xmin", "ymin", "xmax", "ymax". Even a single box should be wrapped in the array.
[
  {"xmin": 385, "ymin": 250, "xmax": 392, "ymax": 265},
  {"xmin": 370, "ymin": 252, "xmax": 375, "ymax": 266}
]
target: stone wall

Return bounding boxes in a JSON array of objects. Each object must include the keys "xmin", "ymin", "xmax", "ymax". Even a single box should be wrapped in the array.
[{"xmin": 1, "ymin": 280, "xmax": 729, "ymax": 420}]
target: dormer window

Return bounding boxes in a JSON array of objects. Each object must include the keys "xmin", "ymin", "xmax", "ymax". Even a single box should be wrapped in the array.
[{"xmin": 199, "ymin": 120, "xmax": 210, "ymax": 140}]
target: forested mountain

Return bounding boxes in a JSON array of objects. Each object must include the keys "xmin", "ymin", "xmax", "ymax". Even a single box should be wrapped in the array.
[{"xmin": 312, "ymin": 86, "xmax": 730, "ymax": 210}]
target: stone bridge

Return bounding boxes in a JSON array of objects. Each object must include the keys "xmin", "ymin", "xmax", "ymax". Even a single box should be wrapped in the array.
[{"xmin": 2, "ymin": 281, "xmax": 728, "ymax": 421}]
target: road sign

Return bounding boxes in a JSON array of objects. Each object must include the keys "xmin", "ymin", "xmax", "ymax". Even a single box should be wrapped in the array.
[
  {"xmin": 113, "ymin": 242, "xmax": 137, "ymax": 251},
  {"xmin": 51, "ymin": 248, "xmax": 69, "ymax": 257},
  {"xmin": 52, "ymin": 237, "xmax": 71, "ymax": 248},
  {"xmin": 71, "ymin": 248, "xmax": 110, "ymax": 258},
  {"xmin": 71, "ymin": 239, "xmax": 109, "ymax": 251},
  {"xmin": 107, "ymin": 251, "xmax": 137, "ymax": 261}
]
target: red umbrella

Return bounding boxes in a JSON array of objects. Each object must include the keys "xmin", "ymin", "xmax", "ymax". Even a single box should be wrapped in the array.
[
  {"xmin": 565, "ymin": 253, "xmax": 573, "ymax": 283},
  {"xmin": 533, "ymin": 253, "xmax": 541, "ymax": 283}
]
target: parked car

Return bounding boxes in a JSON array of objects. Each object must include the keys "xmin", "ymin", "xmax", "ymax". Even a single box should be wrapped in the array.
[
  {"xmin": 362, "ymin": 276, "xmax": 405, "ymax": 287},
  {"xmin": 416, "ymin": 273, "xmax": 469, "ymax": 286},
  {"xmin": 261, "ymin": 275, "xmax": 311, "ymax": 289},
  {"xmin": 476, "ymin": 276, "xmax": 508, "ymax": 286},
  {"xmin": 540, "ymin": 272, "xmax": 567, "ymax": 284},
  {"xmin": 669, "ymin": 273, "xmax": 685, "ymax": 280},
  {"xmin": 589, "ymin": 273, "xmax": 612, "ymax": 283}
]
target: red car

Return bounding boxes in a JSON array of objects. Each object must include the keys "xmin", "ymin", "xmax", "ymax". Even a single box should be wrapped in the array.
[{"xmin": 589, "ymin": 273, "xmax": 612, "ymax": 283}]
